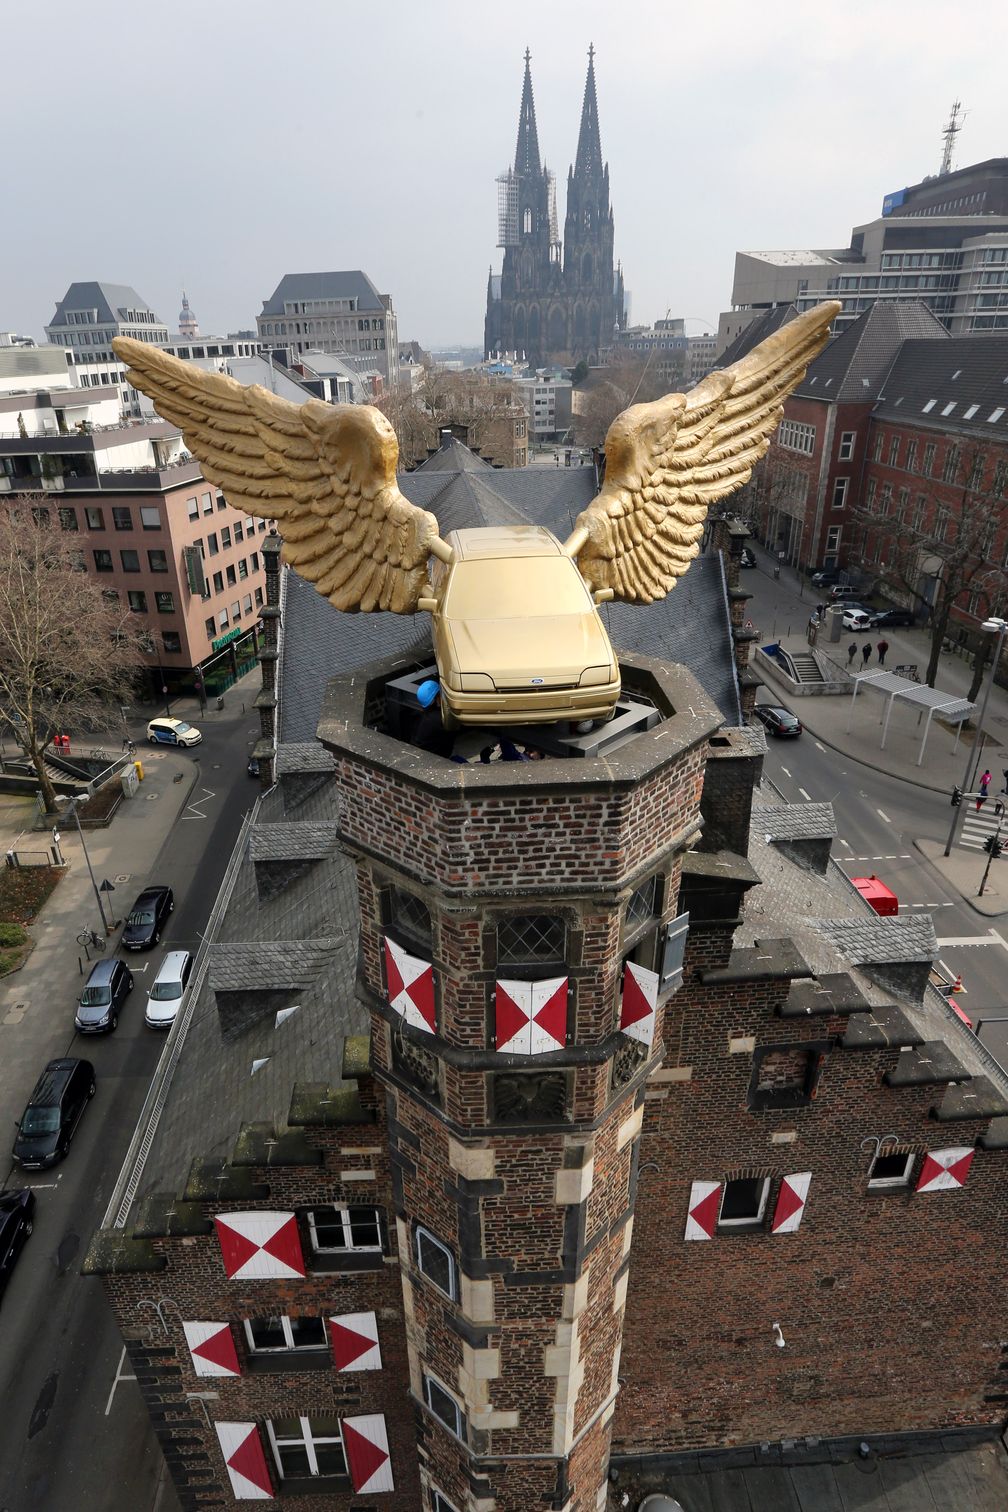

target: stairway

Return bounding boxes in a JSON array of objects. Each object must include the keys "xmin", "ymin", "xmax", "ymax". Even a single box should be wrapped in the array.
[{"xmin": 790, "ymin": 653, "xmax": 825, "ymax": 685}]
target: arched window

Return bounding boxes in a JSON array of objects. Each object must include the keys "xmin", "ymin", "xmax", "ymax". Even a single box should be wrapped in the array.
[{"xmin": 523, "ymin": 207, "xmax": 532, "ymax": 235}]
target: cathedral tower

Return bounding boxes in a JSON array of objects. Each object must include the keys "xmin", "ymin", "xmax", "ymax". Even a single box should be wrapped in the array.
[{"xmin": 485, "ymin": 50, "xmax": 625, "ymax": 370}]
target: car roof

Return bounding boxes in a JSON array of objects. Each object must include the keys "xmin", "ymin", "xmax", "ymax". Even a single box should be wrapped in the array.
[
  {"xmin": 85, "ymin": 958, "xmax": 120, "ymax": 984},
  {"xmin": 153, "ymin": 949, "xmax": 191, "ymax": 981},
  {"xmin": 28, "ymin": 1057, "xmax": 90, "ymax": 1103},
  {"xmin": 447, "ymin": 525, "xmax": 561, "ymax": 561},
  {"xmin": 149, "ymin": 717, "xmax": 179, "ymax": 726},
  {"xmin": 134, "ymin": 886, "xmax": 169, "ymax": 902}
]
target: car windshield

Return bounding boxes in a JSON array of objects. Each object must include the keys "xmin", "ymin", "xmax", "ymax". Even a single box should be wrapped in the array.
[
  {"xmin": 21, "ymin": 1106, "xmax": 60, "ymax": 1135},
  {"xmin": 128, "ymin": 910, "xmax": 154, "ymax": 926},
  {"xmin": 150, "ymin": 980, "xmax": 182, "ymax": 1001},
  {"xmin": 79, "ymin": 986, "xmax": 111, "ymax": 1006},
  {"xmin": 173, "ymin": 722, "xmax": 192, "ymax": 734},
  {"xmin": 444, "ymin": 558, "xmax": 592, "ymax": 620}
]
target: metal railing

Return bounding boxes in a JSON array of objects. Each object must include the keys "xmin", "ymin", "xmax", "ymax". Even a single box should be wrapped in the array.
[{"xmin": 101, "ymin": 799, "xmax": 260, "ymax": 1230}]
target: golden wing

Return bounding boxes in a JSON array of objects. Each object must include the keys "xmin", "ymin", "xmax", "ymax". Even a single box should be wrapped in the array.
[
  {"xmin": 112, "ymin": 338, "xmax": 450, "ymax": 613},
  {"xmin": 564, "ymin": 301, "xmax": 840, "ymax": 603}
]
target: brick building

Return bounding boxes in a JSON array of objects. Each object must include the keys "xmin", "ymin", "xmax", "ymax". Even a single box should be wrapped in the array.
[{"xmin": 85, "ymin": 472, "xmax": 1008, "ymax": 1507}]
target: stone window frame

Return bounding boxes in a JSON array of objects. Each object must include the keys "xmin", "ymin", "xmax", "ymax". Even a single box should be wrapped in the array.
[
  {"xmin": 422, "ymin": 1370, "xmax": 468, "ymax": 1445},
  {"xmin": 265, "ymin": 1414, "xmax": 348, "ymax": 1484},
  {"xmin": 243, "ymin": 1314, "xmax": 329, "ymax": 1356},
  {"xmin": 430, "ymin": 1487, "xmax": 461, "ymax": 1512},
  {"xmin": 414, "ymin": 1224, "xmax": 458, "ymax": 1301},
  {"xmin": 302, "ymin": 1204, "xmax": 386, "ymax": 1272},
  {"xmin": 748, "ymin": 1041, "xmax": 828, "ymax": 1111},
  {"xmin": 380, "ymin": 882, "xmax": 433, "ymax": 956},
  {"xmin": 494, "ymin": 912, "xmax": 567, "ymax": 974}
]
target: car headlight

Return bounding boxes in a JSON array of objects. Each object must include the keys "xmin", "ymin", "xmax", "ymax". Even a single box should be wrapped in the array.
[
  {"xmin": 579, "ymin": 665, "xmax": 614, "ymax": 688},
  {"xmin": 460, "ymin": 672, "xmax": 495, "ymax": 692}
]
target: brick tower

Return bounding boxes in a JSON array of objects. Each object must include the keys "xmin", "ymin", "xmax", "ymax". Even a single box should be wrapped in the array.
[{"xmin": 318, "ymin": 649, "xmax": 718, "ymax": 1512}]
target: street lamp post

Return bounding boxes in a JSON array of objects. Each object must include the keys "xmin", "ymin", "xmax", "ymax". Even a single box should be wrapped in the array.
[
  {"xmin": 66, "ymin": 795, "xmax": 111, "ymax": 934},
  {"xmin": 944, "ymin": 616, "xmax": 1008, "ymax": 856}
]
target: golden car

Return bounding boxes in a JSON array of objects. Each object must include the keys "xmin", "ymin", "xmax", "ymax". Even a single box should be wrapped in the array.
[{"xmin": 418, "ymin": 526, "xmax": 620, "ymax": 726}]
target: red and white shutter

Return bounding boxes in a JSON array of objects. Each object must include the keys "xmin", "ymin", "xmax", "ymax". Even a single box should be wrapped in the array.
[
  {"xmin": 620, "ymin": 961, "xmax": 659, "ymax": 1047},
  {"xmin": 183, "ymin": 1320, "xmax": 240, "ymax": 1378},
  {"xmin": 215, "ymin": 1422, "xmax": 273, "ymax": 1500},
  {"xmin": 214, "ymin": 1211, "xmax": 305, "ymax": 1280},
  {"xmin": 495, "ymin": 976, "xmax": 567, "ymax": 1054},
  {"xmin": 915, "ymin": 1146, "xmax": 975, "ymax": 1193},
  {"xmin": 771, "ymin": 1171, "xmax": 812, "ymax": 1234},
  {"xmin": 384, "ymin": 936, "xmax": 436, "ymax": 1034},
  {"xmin": 343, "ymin": 1413, "xmax": 394, "ymax": 1493},
  {"xmin": 329, "ymin": 1310, "xmax": 382, "ymax": 1371},
  {"xmin": 684, "ymin": 1179, "xmax": 722, "ymax": 1240}
]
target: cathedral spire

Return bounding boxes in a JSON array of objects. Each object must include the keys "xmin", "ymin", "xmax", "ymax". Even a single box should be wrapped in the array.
[
  {"xmin": 573, "ymin": 42, "xmax": 603, "ymax": 181},
  {"xmin": 514, "ymin": 47, "xmax": 542, "ymax": 178}
]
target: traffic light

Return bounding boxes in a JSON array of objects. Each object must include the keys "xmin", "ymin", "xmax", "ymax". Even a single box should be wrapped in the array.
[
  {"xmin": 983, "ymin": 833, "xmax": 1003, "ymax": 857},
  {"xmin": 951, "ymin": 786, "xmax": 962, "ymax": 807}
]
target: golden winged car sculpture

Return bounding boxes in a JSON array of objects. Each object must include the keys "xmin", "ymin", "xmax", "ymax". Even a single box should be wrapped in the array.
[{"xmin": 114, "ymin": 299, "xmax": 838, "ymax": 727}]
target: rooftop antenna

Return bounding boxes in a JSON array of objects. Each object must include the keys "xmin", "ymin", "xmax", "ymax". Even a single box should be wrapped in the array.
[{"xmin": 939, "ymin": 100, "xmax": 963, "ymax": 177}]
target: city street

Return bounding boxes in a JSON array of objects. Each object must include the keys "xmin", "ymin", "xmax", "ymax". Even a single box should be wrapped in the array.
[
  {"xmin": 0, "ymin": 690, "xmax": 260, "ymax": 1512},
  {"xmin": 741, "ymin": 549, "xmax": 1008, "ymax": 1069}
]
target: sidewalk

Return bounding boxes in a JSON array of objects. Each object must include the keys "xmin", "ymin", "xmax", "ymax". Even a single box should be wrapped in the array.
[{"xmin": 0, "ymin": 745, "xmax": 199, "ymax": 1140}]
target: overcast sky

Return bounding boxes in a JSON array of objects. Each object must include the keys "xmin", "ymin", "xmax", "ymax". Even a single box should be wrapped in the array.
[{"xmin": 2, "ymin": 0, "xmax": 1004, "ymax": 349}]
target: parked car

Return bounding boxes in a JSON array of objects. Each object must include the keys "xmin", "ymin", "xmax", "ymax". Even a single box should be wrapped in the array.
[
  {"xmin": 869, "ymin": 607, "xmax": 915, "ymax": 629},
  {"xmin": 75, "ymin": 957, "xmax": 134, "ymax": 1034},
  {"xmin": 739, "ymin": 547, "xmax": 756, "ymax": 568},
  {"xmin": 247, "ymin": 755, "xmax": 260, "ymax": 778},
  {"xmin": 829, "ymin": 584, "xmax": 862, "ymax": 602},
  {"xmin": 122, "ymin": 885, "xmax": 174, "ymax": 950},
  {"xmin": 145, "ymin": 949, "xmax": 194, "ymax": 1029},
  {"xmin": 12, "ymin": 1058, "xmax": 95, "ymax": 1169},
  {"xmin": 752, "ymin": 704, "xmax": 802, "ymax": 738},
  {"xmin": 842, "ymin": 609, "xmax": 873, "ymax": 631},
  {"xmin": 146, "ymin": 717, "xmax": 202, "ymax": 747},
  {"xmin": 0, "ymin": 1188, "xmax": 35, "ymax": 1300},
  {"xmin": 811, "ymin": 568, "xmax": 840, "ymax": 588}
]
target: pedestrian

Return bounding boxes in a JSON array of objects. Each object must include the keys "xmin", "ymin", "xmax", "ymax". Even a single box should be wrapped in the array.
[
  {"xmin": 877, "ymin": 638, "xmax": 889, "ymax": 666},
  {"xmin": 977, "ymin": 769, "xmax": 992, "ymax": 811},
  {"xmin": 861, "ymin": 641, "xmax": 872, "ymax": 667},
  {"xmin": 847, "ymin": 641, "xmax": 858, "ymax": 667},
  {"xmin": 817, "ymin": 602, "xmax": 826, "ymax": 620},
  {"xmin": 1002, "ymin": 767, "xmax": 1008, "ymax": 795}
]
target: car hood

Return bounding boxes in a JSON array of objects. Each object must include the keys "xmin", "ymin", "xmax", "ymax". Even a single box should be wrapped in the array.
[
  {"xmin": 76, "ymin": 1002, "xmax": 111, "ymax": 1024},
  {"xmin": 445, "ymin": 614, "xmax": 613, "ymax": 689},
  {"xmin": 122, "ymin": 922, "xmax": 154, "ymax": 945},
  {"xmin": 145, "ymin": 1000, "xmax": 178, "ymax": 1024},
  {"xmin": 13, "ymin": 1131, "xmax": 58, "ymax": 1161}
]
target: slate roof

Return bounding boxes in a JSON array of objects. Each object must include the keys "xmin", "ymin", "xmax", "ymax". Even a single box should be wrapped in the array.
[
  {"xmin": 247, "ymin": 821, "xmax": 339, "ymax": 862},
  {"xmin": 636, "ymin": 1431, "xmax": 1008, "ymax": 1511},
  {"xmin": 48, "ymin": 281, "xmax": 164, "ymax": 327},
  {"xmin": 414, "ymin": 437, "xmax": 493, "ymax": 472},
  {"xmin": 797, "ymin": 300, "xmax": 949, "ymax": 403},
  {"xmin": 816, "ymin": 914, "xmax": 939, "ymax": 965},
  {"xmin": 259, "ymin": 270, "xmax": 386, "ymax": 315},
  {"xmin": 752, "ymin": 801, "xmax": 836, "ymax": 841},
  {"xmin": 133, "ymin": 793, "xmax": 365, "ymax": 1201},
  {"xmin": 873, "ymin": 334, "xmax": 1008, "ymax": 440}
]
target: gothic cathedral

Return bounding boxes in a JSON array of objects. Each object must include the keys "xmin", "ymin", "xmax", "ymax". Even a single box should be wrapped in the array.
[{"xmin": 484, "ymin": 48, "xmax": 626, "ymax": 369}]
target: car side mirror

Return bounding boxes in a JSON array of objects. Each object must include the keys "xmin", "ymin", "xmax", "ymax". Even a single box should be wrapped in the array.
[
  {"xmin": 593, "ymin": 587, "xmax": 614, "ymax": 604},
  {"xmin": 417, "ymin": 597, "xmax": 438, "ymax": 613}
]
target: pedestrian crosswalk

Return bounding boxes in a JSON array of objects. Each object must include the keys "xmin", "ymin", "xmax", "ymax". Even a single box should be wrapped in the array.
[{"xmin": 958, "ymin": 800, "xmax": 1008, "ymax": 850}]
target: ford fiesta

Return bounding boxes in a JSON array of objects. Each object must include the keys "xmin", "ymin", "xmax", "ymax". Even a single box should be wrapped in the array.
[{"xmin": 420, "ymin": 526, "xmax": 620, "ymax": 727}]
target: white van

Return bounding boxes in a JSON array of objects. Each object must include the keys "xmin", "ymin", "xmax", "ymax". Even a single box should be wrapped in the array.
[{"xmin": 144, "ymin": 949, "xmax": 193, "ymax": 1028}]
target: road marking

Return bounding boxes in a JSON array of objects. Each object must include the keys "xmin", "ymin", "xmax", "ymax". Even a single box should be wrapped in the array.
[
  {"xmin": 838, "ymin": 837, "xmax": 852, "ymax": 850},
  {"xmin": 780, "ymin": 766, "xmax": 792, "ymax": 779},
  {"xmin": 876, "ymin": 809, "xmax": 891, "ymax": 823},
  {"xmin": 937, "ymin": 930, "xmax": 1008, "ymax": 953},
  {"xmin": 814, "ymin": 742, "xmax": 826, "ymax": 752},
  {"xmin": 105, "ymin": 1345, "xmax": 136, "ymax": 1416},
  {"xmin": 183, "ymin": 786, "xmax": 216, "ymax": 820},
  {"xmin": 798, "ymin": 787, "xmax": 811, "ymax": 801},
  {"xmin": 905, "ymin": 902, "xmax": 955, "ymax": 909}
]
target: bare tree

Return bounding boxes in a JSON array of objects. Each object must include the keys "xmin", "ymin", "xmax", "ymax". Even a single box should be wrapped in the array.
[
  {"xmin": 851, "ymin": 442, "xmax": 1008, "ymax": 687},
  {"xmin": 573, "ymin": 356, "xmax": 665, "ymax": 449},
  {"xmin": 374, "ymin": 369, "xmax": 525, "ymax": 469},
  {"xmin": 0, "ymin": 499, "xmax": 147, "ymax": 812}
]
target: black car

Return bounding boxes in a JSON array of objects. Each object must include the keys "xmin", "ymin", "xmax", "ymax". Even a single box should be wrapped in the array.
[
  {"xmin": 0, "ymin": 1189, "xmax": 35, "ymax": 1300},
  {"xmin": 247, "ymin": 755, "xmax": 260, "ymax": 778},
  {"xmin": 75, "ymin": 957, "xmax": 134, "ymax": 1034},
  {"xmin": 121, "ymin": 885, "xmax": 174, "ymax": 950},
  {"xmin": 12, "ymin": 1058, "xmax": 95, "ymax": 1169},
  {"xmin": 811, "ymin": 568, "xmax": 840, "ymax": 587},
  {"xmin": 753, "ymin": 704, "xmax": 803, "ymax": 738},
  {"xmin": 869, "ymin": 607, "xmax": 915, "ymax": 629},
  {"xmin": 739, "ymin": 547, "xmax": 756, "ymax": 568}
]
